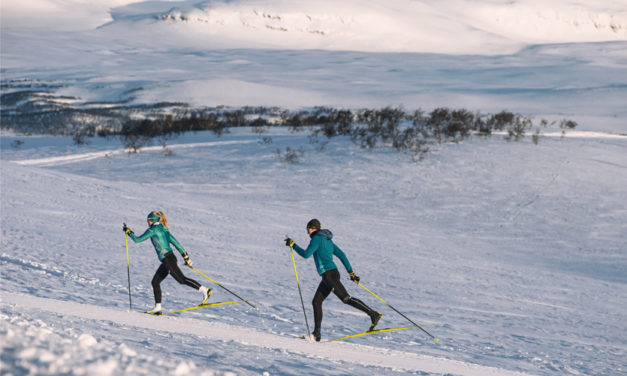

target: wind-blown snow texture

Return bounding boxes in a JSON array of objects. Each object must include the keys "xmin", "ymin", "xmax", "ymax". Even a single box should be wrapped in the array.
[
  {"xmin": 2, "ymin": 129, "xmax": 626, "ymax": 375},
  {"xmin": 1, "ymin": 1, "xmax": 627, "ymax": 375}
]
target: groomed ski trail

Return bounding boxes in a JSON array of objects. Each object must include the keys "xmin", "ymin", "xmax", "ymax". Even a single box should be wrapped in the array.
[
  {"xmin": 13, "ymin": 140, "xmax": 255, "ymax": 167},
  {"xmin": 1, "ymin": 291, "xmax": 530, "ymax": 376}
]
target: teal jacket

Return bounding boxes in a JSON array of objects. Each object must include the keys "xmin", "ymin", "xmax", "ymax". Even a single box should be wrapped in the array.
[
  {"xmin": 129, "ymin": 224, "xmax": 186, "ymax": 261},
  {"xmin": 294, "ymin": 229, "xmax": 353, "ymax": 275}
]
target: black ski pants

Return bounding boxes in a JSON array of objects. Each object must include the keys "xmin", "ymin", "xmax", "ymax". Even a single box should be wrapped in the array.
[
  {"xmin": 152, "ymin": 251, "xmax": 201, "ymax": 303},
  {"xmin": 312, "ymin": 269, "xmax": 376, "ymax": 333}
]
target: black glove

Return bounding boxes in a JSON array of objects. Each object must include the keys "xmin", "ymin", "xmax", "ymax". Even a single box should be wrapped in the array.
[
  {"xmin": 284, "ymin": 237, "xmax": 295, "ymax": 247},
  {"xmin": 349, "ymin": 271, "xmax": 360, "ymax": 283},
  {"xmin": 123, "ymin": 223, "xmax": 133, "ymax": 235},
  {"xmin": 183, "ymin": 253, "xmax": 193, "ymax": 268}
]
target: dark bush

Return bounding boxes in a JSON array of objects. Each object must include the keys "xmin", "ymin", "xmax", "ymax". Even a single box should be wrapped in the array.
[
  {"xmin": 560, "ymin": 119, "xmax": 578, "ymax": 129},
  {"xmin": 486, "ymin": 111, "xmax": 515, "ymax": 131},
  {"xmin": 275, "ymin": 147, "xmax": 304, "ymax": 164}
]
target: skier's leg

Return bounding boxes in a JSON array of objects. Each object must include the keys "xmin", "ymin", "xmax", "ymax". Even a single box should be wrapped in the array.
[
  {"xmin": 162, "ymin": 252, "xmax": 210, "ymax": 303},
  {"xmin": 163, "ymin": 252, "xmax": 201, "ymax": 290},
  {"xmin": 344, "ymin": 296, "xmax": 378, "ymax": 317},
  {"xmin": 151, "ymin": 262, "xmax": 169, "ymax": 304},
  {"xmin": 327, "ymin": 269, "xmax": 382, "ymax": 329},
  {"xmin": 312, "ymin": 277, "xmax": 333, "ymax": 339}
]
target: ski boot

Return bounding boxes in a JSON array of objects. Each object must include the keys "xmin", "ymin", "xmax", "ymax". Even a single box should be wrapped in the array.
[
  {"xmin": 200, "ymin": 286, "xmax": 212, "ymax": 305},
  {"xmin": 148, "ymin": 303, "xmax": 162, "ymax": 315},
  {"xmin": 311, "ymin": 330, "xmax": 321, "ymax": 342},
  {"xmin": 368, "ymin": 312, "xmax": 382, "ymax": 331}
]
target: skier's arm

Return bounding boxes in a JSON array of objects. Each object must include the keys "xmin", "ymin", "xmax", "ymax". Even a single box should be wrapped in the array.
[
  {"xmin": 128, "ymin": 227, "xmax": 154, "ymax": 243},
  {"xmin": 168, "ymin": 232, "xmax": 187, "ymax": 256},
  {"xmin": 333, "ymin": 243, "xmax": 353, "ymax": 272},
  {"xmin": 294, "ymin": 237, "xmax": 320, "ymax": 259}
]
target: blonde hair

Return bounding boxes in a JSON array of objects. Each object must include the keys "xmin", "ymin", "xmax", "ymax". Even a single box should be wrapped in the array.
[{"xmin": 152, "ymin": 211, "xmax": 169, "ymax": 229}]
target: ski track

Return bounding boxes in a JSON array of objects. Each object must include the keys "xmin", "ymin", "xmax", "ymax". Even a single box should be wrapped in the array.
[
  {"xmin": 12, "ymin": 140, "xmax": 255, "ymax": 167},
  {"xmin": 9, "ymin": 131, "xmax": 626, "ymax": 168},
  {"xmin": 0, "ymin": 292, "xmax": 529, "ymax": 376}
]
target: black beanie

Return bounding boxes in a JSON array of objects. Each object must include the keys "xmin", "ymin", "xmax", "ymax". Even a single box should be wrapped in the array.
[{"xmin": 306, "ymin": 219, "xmax": 321, "ymax": 230}]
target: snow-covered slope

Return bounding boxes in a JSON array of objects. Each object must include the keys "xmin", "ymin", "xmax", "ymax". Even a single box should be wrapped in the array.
[
  {"xmin": 3, "ymin": 0, "xmax": 626, "ymax": 53},
  {"xmin": 2, "ymin": 292, "xmax": 527, "ymax": 375},
  {"xmin": 107, "ymin": 0, "xmax": 627, "ymax": 53},
  {"xmin": 1, "ymin": 128, "xmax": 626, "ymax": 375}
]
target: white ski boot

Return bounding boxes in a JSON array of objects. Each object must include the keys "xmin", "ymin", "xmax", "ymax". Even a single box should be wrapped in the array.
[
  {"xmin": 148, "ymin": 303, "xmax": 162, "ymax": 315},
  {"xmin": 199, "ymin": 286, "xmax": 212, "ymax": 305}
]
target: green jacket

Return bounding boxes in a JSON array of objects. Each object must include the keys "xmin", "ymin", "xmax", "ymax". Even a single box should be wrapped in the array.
[
  {"xmin": 294, "ymin": 229, "xmax": 353, "ymax": 275},
  {"xmin": 129, "ymin": 224, "xmax": 186, "ymax": 261}
]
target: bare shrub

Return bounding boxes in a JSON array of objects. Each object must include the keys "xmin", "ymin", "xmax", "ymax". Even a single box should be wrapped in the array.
[
  {"xmin": 559, "ymin": 119, "xmax": 578, "ymax": 129},
  {"xmin": 275, "ymin": 147, "xmax": 304, "ymax": 164},
  {"xmin": 504, "ymin": 115, "xmax": 532, "ymax": 141},
  {"xmin": 532, "ymin": 129, "xmax": 541, "ymax": 145},
  {"xmin": 486, "ymin": 111, "xmax": 515, "ymax": 131},
  {"xmin": 120, "ymin": 119, "xmax": 156, "ymax": 153},
  {"xmin": 162, "ymin": 146, "xmax": 174, "ymax": 156}
]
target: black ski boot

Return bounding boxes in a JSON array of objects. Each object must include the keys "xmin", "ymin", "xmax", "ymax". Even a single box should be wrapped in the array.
[
  {"xmin": 311, "ymin": 330, "xmax": 321, "ymax": 342},
  {"xmin": 368, "ymin": 312, "xmax": 382, "ymax": 331}
]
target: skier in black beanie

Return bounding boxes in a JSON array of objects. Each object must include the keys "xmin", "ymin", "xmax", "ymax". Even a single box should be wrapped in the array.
[{"xmin": 285, "ymin": 219, "xmax": 381, "ymax": 341}]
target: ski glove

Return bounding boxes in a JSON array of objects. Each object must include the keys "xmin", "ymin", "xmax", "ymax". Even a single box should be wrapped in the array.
[
  {"xmin": 183, "ymin": 253, "xmax": 193, "ymax": 268},
  {"xmin": 349, "ymin": 271, "xmax": 360, "ymax": 283},
  {"xmin": 122, "ymin": 223, "xmax": 133, "ymax": 235},
  {"xmin": 284, "ymin": 237, "xmax": 295, "ymax": 247}
]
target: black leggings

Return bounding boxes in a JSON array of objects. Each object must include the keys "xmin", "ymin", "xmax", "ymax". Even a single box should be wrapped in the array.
[
  {"xmin": 152, "ymin": 252, "xmax": 201, "ymax": 303},
  {"xmin": 312, "ymin": 269, "xmax": 376, "ymax": 333}
]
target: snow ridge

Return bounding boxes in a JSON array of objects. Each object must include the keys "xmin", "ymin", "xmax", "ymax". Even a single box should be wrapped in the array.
[
  {"xmin": 96, "ymin": 0, "xmax": 627, "ymax": 53},
  {"xmin": 1, "ymin": 292, "xmax": 530, "ymax": 376}
]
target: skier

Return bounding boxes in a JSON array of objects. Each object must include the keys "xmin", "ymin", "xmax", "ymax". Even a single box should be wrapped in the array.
[
  {"xmin": 285, "ymin": 219, "xmax": 381, "ymax": 342},
  {"xmin": 123, "ymin": 211, "xmax": 211, "ymax": 314}
]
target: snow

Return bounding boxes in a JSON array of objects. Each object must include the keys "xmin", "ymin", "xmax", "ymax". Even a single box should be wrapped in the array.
[
  {"xmin": 1, "ymin": 128, "xmax": 626, "ymax": 375},
  {"xmin": 1, "ymin": 0, "xmax": 627, "ymax": 375},
  {"xmin": 2, "ymin": 292, "xmax": 526, "ymax": 375}
]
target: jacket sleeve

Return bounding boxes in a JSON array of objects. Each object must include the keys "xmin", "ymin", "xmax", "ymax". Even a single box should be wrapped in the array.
[
  {"xmin": 333, "ymin": 243, "xmax": 353, "ymax": 272},
  {"xmin": 168, "ymin": 232, "xmax": 187, "ymax": 256},
  {"xmin": 294, "ymin": 237, "xmax": 320, "ymax": 259},
  {"xmin": 128, "ymin": 227, "xmax": 153, "ymax": 243}
]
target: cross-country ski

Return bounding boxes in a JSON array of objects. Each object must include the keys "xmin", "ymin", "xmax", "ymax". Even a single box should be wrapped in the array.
[
  {"xmin": 325, "ymin": 325, "xmax": 422, "ymax": 343},
  {"xmin": 143, "ymin": 300, "xmax": 252, "ymax": 316},
  {"xmin": 297, "ymin": 326, "xmax": 422, "ymax": 343}
]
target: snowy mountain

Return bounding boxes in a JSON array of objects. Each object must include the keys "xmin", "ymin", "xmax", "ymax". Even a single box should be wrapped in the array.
[
  {"xmin": 1, "ymin": 0, "xmax": 627, "ymax": 132},
  {"xmin": 3, "ymin": 0, "xmax": 626, "ymax": 52}
]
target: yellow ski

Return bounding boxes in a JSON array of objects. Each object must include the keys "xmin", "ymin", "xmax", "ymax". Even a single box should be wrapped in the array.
[
  {"xmin": 143, "ymin": 300, "xmax": 251, "ymax": 315},
  {"xmin": 324, "ymin": 325, "xmax": 420, "ymax": 343},
  {"xmin": 164, "ymin": 300, "xmax": 251, "ymax": 315}
]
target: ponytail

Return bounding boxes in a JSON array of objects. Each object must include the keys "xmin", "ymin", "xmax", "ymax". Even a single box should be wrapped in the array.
[{"xmin": 155, "ymin": 211, "xmax": 169, "ymax": 229}]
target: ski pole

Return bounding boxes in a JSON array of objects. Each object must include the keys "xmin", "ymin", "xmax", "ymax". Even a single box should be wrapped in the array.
[
  {"xmin": 192, "ymin": 267, "xmax": 259, "ymax": 311},
  {"xmin": 289, "ymin": 243, "xmax": 311, "ymax": 338},
  {"xmin": 124, "ymin": 231, "xmax": 132, "ymax": 311},
  {"xmin": 358, "ymin": 282, "xmax": 438, "ymax": 341}
]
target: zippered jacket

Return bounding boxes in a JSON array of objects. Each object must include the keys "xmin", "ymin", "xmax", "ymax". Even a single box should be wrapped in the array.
[
  {"xmin": 294, "ymin": 229, "xmax": 353, "ymax": 275},
  {"xmin": 129, "ymin": 224, "xmax": 186, "ymax": 261}
]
